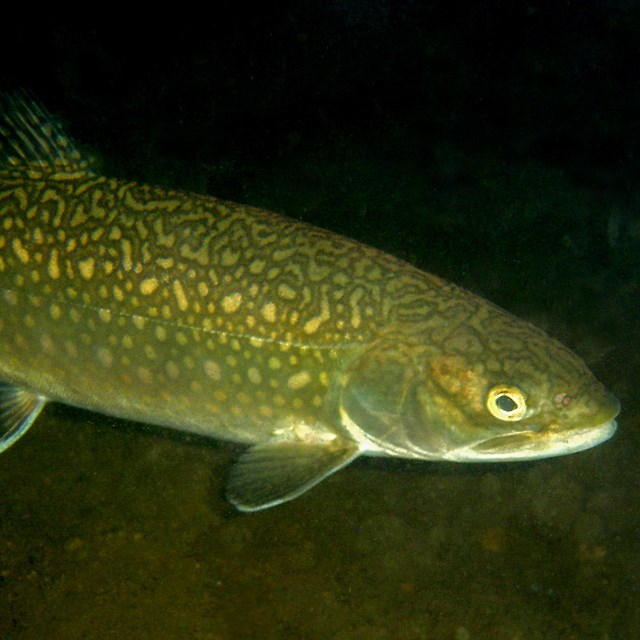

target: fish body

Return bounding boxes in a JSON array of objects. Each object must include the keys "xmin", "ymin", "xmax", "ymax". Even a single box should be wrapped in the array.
[{"xmin": 0, "ymin": 96, "xmax": 620, "ymax": 510}]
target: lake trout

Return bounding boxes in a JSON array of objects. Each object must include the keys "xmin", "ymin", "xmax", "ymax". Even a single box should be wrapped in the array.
[{"xmin": 0, "ymin": 94, "xmax": 620, "ymax": 511}]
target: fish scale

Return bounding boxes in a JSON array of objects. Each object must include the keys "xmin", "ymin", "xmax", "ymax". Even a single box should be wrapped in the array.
[
  {"xmin": 0, "ymin": 94, "xmax": 620, "ymax": 511},
  {"xmin": 0, "ymin": 179, "xmax": 356, "ymax": 435}
]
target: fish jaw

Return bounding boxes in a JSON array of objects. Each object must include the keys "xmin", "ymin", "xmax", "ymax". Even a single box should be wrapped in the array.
[
  {"xmin": 442, "ymin": 417, "xmax": 618, "ymax": 462},
  {"xmin": 442, "ymin": 391, "xmax": 620, "ymax": 462}
]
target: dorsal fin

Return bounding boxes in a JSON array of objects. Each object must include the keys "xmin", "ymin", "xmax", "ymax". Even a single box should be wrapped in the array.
[{"xmin": 0, "ymin": 90, "xmax": 93, "ymax": 173}]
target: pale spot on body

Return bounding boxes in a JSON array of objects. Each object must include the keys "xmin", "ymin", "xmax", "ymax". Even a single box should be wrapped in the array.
[
  {"xmin": 248, "ymin": 367, "xmax": 262, "ymax": 385},
  {"xmin": 12, "ymin": 238, "xmax": 29, "ymax": 264},
  {"xmin": 248, "ymin": 336, "xmax": 262, "ymax": 348},
  {"xmin": 288, "ymin": 371, "xmax": 311, "ymax": 389},
  {"xmin": 90, "ymin": 227, "xmax": 104, "ymax": 241},
  {"xmin": 303, "ymin": 317, "xmax": 322, "ymax": 335},
  {"xmin": 78, "ymin": 257, "xmax": 95, "ymax": 280},
  {"xmin": 248, "ymin": 283, "xmax": 259, "ymax": 298},
  {"xmin": 261, "ymin": 302, "xmax": 277, "ymax": 323},
  {"xmin": 249, "ymin": 259, "xmax": 265, "ymax": 274},
  {"xmin": 157, "ymin": 257, "xmax": 174, "ymax": 269},
  {"xmin": 135, "ymin": 220, "xmax": 148, "ymax": 240},
  {"xmin": 221, "ymin": 248, "xmax": 240, "ymax": 266},
  {"xmin": 4, "ymin": 290, "xmax": 17, "ymax": 306},
  {"xmin": 40, "ymin": 334, "xmax": 54, "ymax": 355},
  {"xmin": 259, "ymin": 405, "xmax": 274, "ymax": 418},
  {"xmin": 98, "ymin": 347, "xmax": 113, "ymax": 367},
  {"xmin": 166, "ymin": 361, "xmax": 180, "ymax": 379},
  {"xmin": 65, "ymin": 340, "xmax": 78, "ymax": 358},
  {"xmin": 173, "ymin": 280, "xmax": 188, "ymax": 311},
  {"xmin": 137, "ymin": 367, "xmax": 153, "ymax": 384},
  {"xmin": 214, "ymin": 389, "xmax": 228, "ymax": 403},
  {"xmin": 140, "ymin": 277, "xmax": 159, "ymax": 295},
  {"xmin": 121, "ymin": 238, "xmax": 133, "ymax": 271},
  {"xmin": 349, "ymin": 289, "xmax": 364, "ymax": 329},
  {"xmin": 144, "ymin": 344, "xmax": 156, "ymax": 360},
  {"xmin": 277, "ymin": 283, "xmax": 297, "ymax": 300},
  {"xmin": 204, "ymin": 359, "xmax": 221, "ymax": 381},
  {"xmin": 47, "ymin": 249, "xmax": 60, "ymax": 280},
  {"xmin": 222, "ymin": 292, "xmax": 242, "ymax": 314},
  {"xmin": 176, "ymin": 332, "xmax": 188, "ymax": 346}
]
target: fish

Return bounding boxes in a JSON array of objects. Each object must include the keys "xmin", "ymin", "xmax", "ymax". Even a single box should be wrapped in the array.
[{"xmin": 0, "ymin": 93, "xmax": 620, "ymax": 511}]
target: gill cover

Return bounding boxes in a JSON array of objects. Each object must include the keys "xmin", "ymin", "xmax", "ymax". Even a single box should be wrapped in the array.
[{"xmin": 340, "ymin": 339, "xmax": 452, "ymax": 458}]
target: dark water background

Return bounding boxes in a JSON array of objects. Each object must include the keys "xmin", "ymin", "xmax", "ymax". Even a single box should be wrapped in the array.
[{"xmin": 1, "ymin": 3, "xmax": 639, "ymax": 638}]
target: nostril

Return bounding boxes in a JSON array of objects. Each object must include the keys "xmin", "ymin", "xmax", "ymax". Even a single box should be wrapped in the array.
[{"xmin": 553, "ymin": 392, "xmax": 572, "ymax": 407}]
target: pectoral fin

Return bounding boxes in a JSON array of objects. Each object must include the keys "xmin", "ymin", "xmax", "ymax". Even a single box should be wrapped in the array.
[
  {"xmin": 226, "ymin": 433, "xmax": 360, "ymax": 512},
  {"xmin": 0, "ymin": 383, "xmax": 46, "ymax": 453}
]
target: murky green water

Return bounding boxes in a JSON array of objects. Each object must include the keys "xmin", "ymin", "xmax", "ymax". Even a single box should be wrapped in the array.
[
  {"xmin": 0, "ymin": 143, "xmax": 636, "ymax": 637},
  {"xmin": 2, "ymin": 6, "xmax": 640, "ymax": 638}
]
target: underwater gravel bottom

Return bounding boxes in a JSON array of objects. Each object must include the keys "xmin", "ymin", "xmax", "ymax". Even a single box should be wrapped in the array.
[{"xmin": 0, "ymin": 372, "xmax": 636, "ymax": 640}]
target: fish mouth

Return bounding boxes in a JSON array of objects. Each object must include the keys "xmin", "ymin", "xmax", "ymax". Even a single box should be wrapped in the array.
[
  {"xmin": 447, "ymin": 389, "xmax": 621, "ymax": 462},
  {"xmin": 465, "ymin": 418, "xmax": 618, "ymax": 461}
]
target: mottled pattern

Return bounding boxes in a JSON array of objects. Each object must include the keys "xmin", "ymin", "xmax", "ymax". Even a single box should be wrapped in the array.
[
  {"xmin": 0, "ymin": 98, "xmax": 619, "ymax": 472},
  {"xmin": 0, "ymin": 165, "xmax": 452, "ymax": 441}
]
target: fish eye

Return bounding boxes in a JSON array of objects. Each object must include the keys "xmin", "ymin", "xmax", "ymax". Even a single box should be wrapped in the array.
[{"xmin": 486, "ymin": 385, "xmax": 527, "ymax": 422}]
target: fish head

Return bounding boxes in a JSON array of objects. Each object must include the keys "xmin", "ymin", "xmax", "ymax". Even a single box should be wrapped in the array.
[{"xmin": 340, "ymin": 307, "xmax": 620, "ymax": 462}]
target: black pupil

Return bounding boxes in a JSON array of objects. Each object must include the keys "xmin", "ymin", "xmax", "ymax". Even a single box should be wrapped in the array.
[{"xmin": 496, "ymin": 394, "xmax": 518, "ymax": 412}]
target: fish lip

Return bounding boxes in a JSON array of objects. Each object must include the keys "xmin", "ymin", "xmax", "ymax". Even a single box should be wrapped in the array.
[
  {"xmin": 460, "ymin": 388, "xmax": 621, "ymax": 462},
  {"xmin": 450, "ymin": 418, "xmax": 618, "ymax": 462}
]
